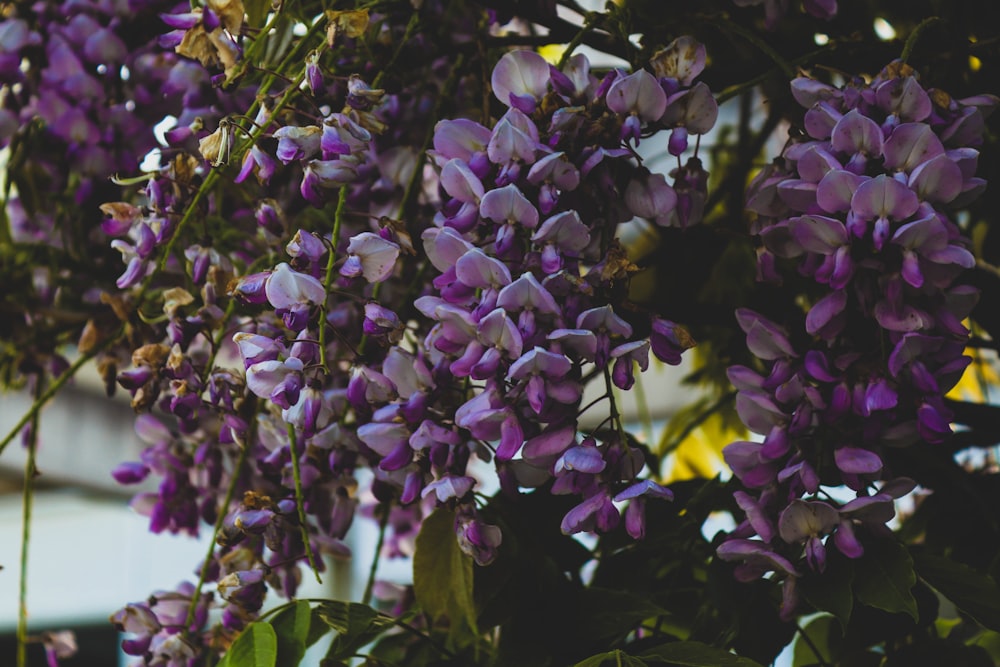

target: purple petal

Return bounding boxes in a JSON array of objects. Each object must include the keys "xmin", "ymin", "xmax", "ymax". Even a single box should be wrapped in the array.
[{"xmin": 834, "ymin": 446, "xmax": 883, "ymax": 475}]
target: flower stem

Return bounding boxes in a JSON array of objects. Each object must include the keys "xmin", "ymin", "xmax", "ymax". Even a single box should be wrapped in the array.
[
  {"xmin": 184, "ymin": 428, "xmax": 251, "ymax": 631},
  {"xmin": 716, "ymin": 17, "xmax": 796, "ymax": 80},
  {"xmin": 16, "ymin": 379, "xmax": 41, "ymax": 667},
  {"xmin": 0, "ymin": 340, "xmax": 113, "ymax": 459},
  {"xmin": 558, "ymin": 12, "xmax": 600, "ymax": 69},
  {"xmin": 287, "ymin": 424, "xmax": 322, "ymax": 584},
  {"xmin": 362, "ymin": 504, "xmax": 390, "ymax": 606},
  {"xmin": 901, "ymin": 17, "xmax": 941, "ymax": 65},
  {"xmin": 319, "ymin": 187, "xmax": 348, "ymax": 372}
]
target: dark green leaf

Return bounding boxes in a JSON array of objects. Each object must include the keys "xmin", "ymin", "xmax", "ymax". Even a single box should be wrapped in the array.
[
  {"xmin": 853, "ymin": 539, "xmax": 918, "ymax": 621},
  {"xmin": 413, "ymin": 507, "xmax": 478, "ymax": 645},
  {"xmin": 269, "ymin": 600, "xmax": 312, "ymax": 667},
  {"xmin": 914, "ymin": 553, "xmax": 1000, "ymax": 632},
  {"xmin": 216, "ymin": 622, "xmax": 278, "ymax": 667},
  {"xmin": 639, "ymin": 640, "xmax": 763, "ymax": 666},
  {"xmin": 800, "ymin": 549, "xmax": 854, "ymax": 630},
  {"xmin": 574, "ymin": 650, "xmax": 649, "ymax": 667},
  {"xmin": 576, "ymin": 588, "xmax": 668, "ymax": 646},
  {"xmin": 792, "ymin": 616, "xmax": 840, "ymax": 667},
  {"xmin": 314, "ymin": 601, "xmax": 395, "ymax": 661}
]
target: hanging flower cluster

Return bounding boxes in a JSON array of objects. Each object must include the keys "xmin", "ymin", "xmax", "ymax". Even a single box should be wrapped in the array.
[
  {"xmin": 720, "ymin": 61, "xmax": 997, "ymax": 618},
  {"xmin": 104, "ymin": 23, "xmax": 721, "ymax": 659}
]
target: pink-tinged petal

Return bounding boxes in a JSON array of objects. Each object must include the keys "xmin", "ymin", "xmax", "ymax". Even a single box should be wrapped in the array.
[
  {"xmin": 455, "ymin": 248, "xmax": 512, "ymax": 289},
  {"xmin": 422, "ymin": 475, "xmax": 475, "ymax": 503},
  {"xmin": 790, "ymin": 77, "xmax": 842, "ymax": 108},
  {"xmin": 797, "ymin": 146, "xmax": 842, "ymax": 183},
  {"xmin": 734, "ymin": 491, "xmax": 775, "ymax": 542},
  {"xmin": 421, "ymin": 226, "xmax": 474, "ymax": 272},
  {"xmin": 891, "ymin": 214, "xmax": 947, "ymax": 252},
  {"xmin": 344, "ymin": 233, "xmax": 400, "ymax": 283},
  {"xmin": 834, "ymin": 446, "xmax": 883, "ymax": 475},
  {"xmin": 497, "ymin": 272, "xmax": 561, "ymax": 315},
  {"xmin": 831, "ymin": 109, "xmax": 883, "ymax": 157},
  {"xmin": 508, "ymin": 346, "xmax": 572, "ymax": 380},
  {"xmin": 805, "ymin": 289, "xmax": 847, "ymax": 336},
  {"xmin": 607, "ymin": 69, "xmax": 667, "ymax": 121},
  {"xmin": 245, "ymin": 358, "xmax": 303, "ymax": 400},
  {"xmin": 923, "ymin": 244, "xmax": 975, "ymax": 269},
  {"xmin": 431, "ymin": 118, "xmax": 491, "ymax": 164},
  {"xmin": 727, "ymin": 365, "xmax": 766, "ymax": 392},
  {"xmin": 523, "ymin": 424, "xmax": 576, "ymax": 460},
  {"xmin": 677, "ymin": 82, "xmax": 719, "ymax": 134},
  {"xmin": 527, "ymin": 152, "xmax": 580, "ymax": 191},
  {"xmin": 560, "ymin": 493, "xmax": 608, "ymax": 534},
  {"xmin": 488, "ymin": 108, "xmax": 540, "ymax": 166},
  {"xmin": 776, "ymin": 180, "xmax": 817, "ymax": 212},
  {"xmin": 651, "ymin": 36, "xmax": 706, "ymax": 84},
  {"xmin": 876, "ymin": 76, "xmax": 931, "ymax": 122},
  {"xmin": 789, "ymin": 215, "xmax": 848, "ymax": 254},
  {"xmin": 531, "ymin": 210, "xmax": 591, "ymax": 254},
  {"xmin": 908, "ymin": 154, "xmax": 963, "ymax": 203},
  {"xmin": 735, "ymin": 309, "xmax": 796, "ymax": 360},
  {"xmin": 479, "ymin": 183, "xmax": 539, "ymax": 228},
  {"xmin": 851, "ymin": 174, "xmax": 920, "ymax": 221},
  {"xmin": 491, "ymin": 50, "xmax": 550, "ymax": 108},
  {"xmin": 479, "ymin": 308, "xmax": 523, "ymax": 357},
  {"xmin": 577, "ymin": 305, "xmax": 633, "ymax": 338},
  {"xmin": 833, "ymin": 520, "xmax": 864, "ymax": 558},
  {"xmin": 816, "ymin": 170, "xmax": 867, "ymax": 214},
  {"xmin": 496, "ymin": 417, "xmax": 524, "ymax": 461},
  {"xmin": 735, "ymin": 391, "xmax": 786, "ymax": 435},
  {"xmin": 803, "ymin": 101, "xmax": 841, "ymax": 140},
  {"xmin": 723, "ymin": 441, "xmax": 778, "ymax": 487},
  {"xmin": 548, "ymin": 328, "xmax": 598, "ymax": 361},
  {"xmin": 778, "ymin": 500, "xmax": 839, "ymax": 543},
  {"xmin": 882, "ymin": 123, "xmax": 945, "ymax": 173},
  {"xmin": 625, "ymin": 171, "xmax": 678, "ymax": 221},
  {"xmin": 717, "ymin": 539, "xmax": 801, "ymax": 578},
  {"xmin": 440, "ymin": 158, "xmax": 484, "ymax": 203},
  {"xmin": 265, "ymin": 263, "xmax": 326, "ymax": 309},
  {"xmin": 874, "ymin": 300, "xmax": 934, "ymax": 332}
]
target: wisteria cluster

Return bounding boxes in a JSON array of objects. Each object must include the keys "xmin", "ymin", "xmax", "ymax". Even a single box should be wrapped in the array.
[
  {"xmin": 8, "ymin": 0, "xmax": 1000, "ymax": 664},
  {"xmin": 719, "ymin": 61, "xmax": 996, "ymax": 618},
  {"xmin": 73, "ymin": 0, "xmax": 721, "ymax": 658}
]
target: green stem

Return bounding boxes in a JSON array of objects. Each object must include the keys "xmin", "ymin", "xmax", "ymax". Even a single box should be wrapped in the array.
[
  {"xmin": 0, "ymin": 340, "xmax": 113, "ymax": 459},
  {"xmin": 714, "ymin": 45, "xmax": 830, "ymax": 105},
  {"xmin": 287, "ymin": 424, "xmax": 322, "ymax": 584},
  {"xmin": 184, "ymin": 430, "xmax": 251, "ymax": 630},
  {"xmin": 16, "ymin": 381, "xmax": 41, "ymax": 667},
  {"xmin": 901, "ymin": 16, "xmax": 941, "ymax": 64},
  {"xmin": 319, "ymin": 187, "xmax": 348, "ymax": 372},
  {"xmin": 362, "ymin": 505, "xmax": 390, "ymax": 606},
  {"xmin": 558, "ymin": 12, "xmax": 599, "ymax": 69}
]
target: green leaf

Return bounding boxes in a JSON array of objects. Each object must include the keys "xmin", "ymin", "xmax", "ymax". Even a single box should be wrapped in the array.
[
  {"xmin": 853, "ymin": 538, "xmax": 918, "ymax": 621},
  {"xmin": 792, "ymin": 616, "xmax": 840, "ymax": 667},
  {"xmin": 576, "ymin": 588, "xmax": 668, "ymax": 646},
  {"xmin": 313, "ymin": 601, "xmax": 395, "ymax": 661},
  {"xmin": 269, "ymin": 600, "xmax": 312, "ymax": 667},
  {"xmin": 800, "ymin": 549, "xmax": 854, "ymax": 630},
  {"xmin": 574, "ymin": 650, "xmax": 649, "ymax": 666},
  {"xmin": 216, "ymin": 622, "xmax": 278, "ymax": 667},
  {"xmin": 914, "ymin": 553, "xmax": 1000, "ymax": 632},
  {"xmin": 639, "ymin": 641, "xmax": 764, "ymax": 666},
  {"xmin": 413, "ymin": 507, "xmax": 479, "ymax": 645}
]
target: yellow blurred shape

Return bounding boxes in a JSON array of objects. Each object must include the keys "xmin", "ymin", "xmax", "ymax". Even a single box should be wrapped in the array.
[
  {"xmin": 538, "ymin": 44, "xmax": 566, "ymax": 65},
  {"xmin": 947, "ymin": 347, "xmax": 998, "ymax": 402},
  {"xmin": 662, "ymin": 411, "xmax": 742, "ymax": 483}
]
